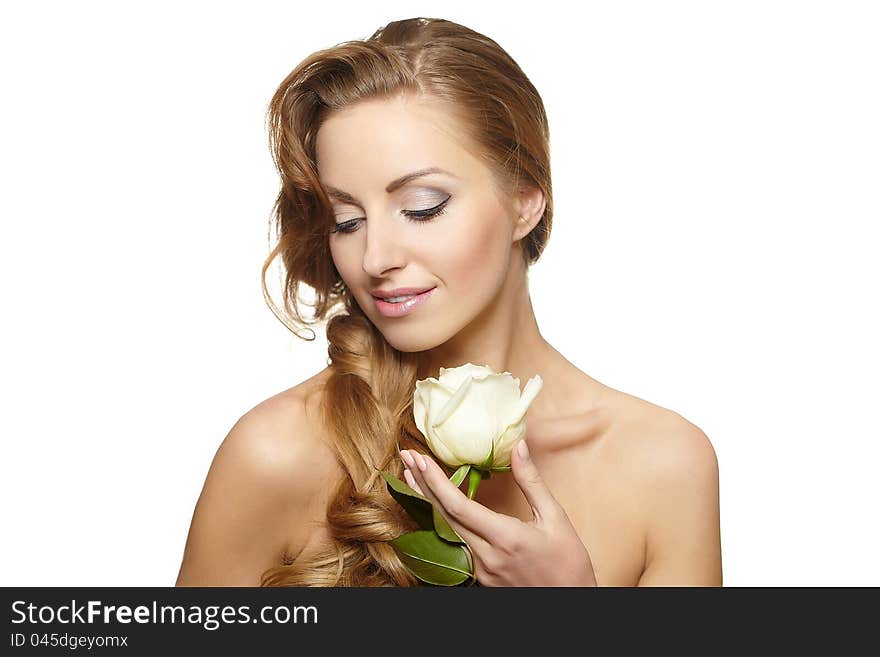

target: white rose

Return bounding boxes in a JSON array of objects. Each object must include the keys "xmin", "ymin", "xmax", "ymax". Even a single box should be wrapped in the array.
[{"xmin": 413, "ymin": 363, "xmax": 544, "ymax": 469}]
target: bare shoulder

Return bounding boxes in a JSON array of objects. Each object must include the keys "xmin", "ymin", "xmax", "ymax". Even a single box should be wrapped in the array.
[
  {"xmin": 603, "ymin": 388, "xmax": 722, "ymax": 585},
  {"xmin": 606, "ymin": 388, "xmax": 717, "ymax": 471},
  {"xmin": 224, "ymin": 367, "xmax": 338, "ymax": 500},
  {"xmin": 233, "ymin": 366, "xmax": 336, "ymax": 474},
  {"xmin": 175, "ymin": 367, "xmax": 338, "ymax": 586}
]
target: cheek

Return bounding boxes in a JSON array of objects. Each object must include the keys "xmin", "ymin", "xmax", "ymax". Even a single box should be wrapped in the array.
[
  {"xmin": 329, "ymin": 240, "xmax": 356, "ymax": 282},
  {"xmin": 442, "ymin": 211, "xmax": 510, "ymax": 289}
]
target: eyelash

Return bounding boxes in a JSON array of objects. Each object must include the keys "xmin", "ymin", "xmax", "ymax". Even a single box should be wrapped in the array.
[{"xmin": 330, "ymin": 197, "xmax": 450, "ymax": 235}]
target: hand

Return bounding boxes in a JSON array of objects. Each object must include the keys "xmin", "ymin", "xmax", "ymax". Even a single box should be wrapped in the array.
[{"xmin": 399, "ymin": 440, "xmax": 598, "ymax": 587}]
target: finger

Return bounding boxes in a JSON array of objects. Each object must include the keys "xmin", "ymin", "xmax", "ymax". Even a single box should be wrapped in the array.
[
  {"xmin": 402, "ymin": 451, "xmax": 463, "ymax": 525},
  {"xmin": 405, "ymin": 455, "xmax": 494, "ymax": 558},
  {"xmin": 402, "ymin": 468, "xmax": 424, "ymax": 496},
  {"xmin": 511, "ymin": 439, "xmax": 559, "ymax": 523},
  {"xmin": 401, "ymin": 451, "xmax": 486, "ymax": 546},
  {"xmin": 406, "ymin": 450, "xmax": 511, "ymax": 543}
]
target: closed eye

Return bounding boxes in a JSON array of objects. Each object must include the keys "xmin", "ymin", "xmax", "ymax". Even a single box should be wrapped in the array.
[{"xmin": 331, "ymin": 197, "xmax": 451, "ymax": 235}]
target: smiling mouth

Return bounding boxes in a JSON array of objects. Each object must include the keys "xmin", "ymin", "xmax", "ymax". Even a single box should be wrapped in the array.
[
  {"xmin": 372, "ymin": 287, "xmax": 437, "ymax": 317},
  {"xmin": 371, "ymin": 287, "xmax": 436, "ymax": 301}
]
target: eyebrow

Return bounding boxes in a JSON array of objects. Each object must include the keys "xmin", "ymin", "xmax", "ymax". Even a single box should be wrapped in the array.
[{"xmin": 323, "ymin": 167, "xmax": 455, "ymax": 205}]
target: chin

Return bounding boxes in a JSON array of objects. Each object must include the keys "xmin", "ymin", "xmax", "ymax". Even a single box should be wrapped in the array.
[
  {"xmin": 381, "ymin": 334, "xmax": 441, "ymax": 353},
  {"xmin": 371, "ymin": 320, "xmax": 447, "ymax": 352}
]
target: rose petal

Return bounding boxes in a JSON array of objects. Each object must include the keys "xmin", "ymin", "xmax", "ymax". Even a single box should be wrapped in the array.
[
  {"xmin": 437, "ymin": 363, "xmax": 494, "ymax": 389},
  {"xmin": 432, "ymin": 375, "xmax": 473, "ymax": 428},
  {"xmin": 435, "ymin": 393, "xmax": 497, "ymax": 464},
  {"xmin": 505, "ymin": 374, "xmax": 544, "ymax": 427},
  {"xmin": 493, "ymin": 420, "xmax": 526, "ymax": 467}
]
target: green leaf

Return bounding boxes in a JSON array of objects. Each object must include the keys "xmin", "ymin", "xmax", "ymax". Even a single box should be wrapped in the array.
[
  {"xmin": 431, "ymin": 464, "xmax": 470, "ymax": 544},
  {"xmin": 449, "ymin": 464, "xmax": 470, "ymax": 488},
  {"xmin": 380, "ymin": 470, "xmax": 434, "ymax": 531},
  {"xmin": 433, "ymin": 505, "xmax": 465, "ymax": 544},
  {"xmin": 390, "ymin": 530, "xmax": 473, "ymax": 586},
  {"xmin": 381, "ymin": 469, "xmax": 463, "ymax": 543}
]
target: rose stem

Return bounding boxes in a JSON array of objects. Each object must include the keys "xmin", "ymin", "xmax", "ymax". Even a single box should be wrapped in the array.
[{"xmin": 467, "ymin": 468, "xmax": 483, "ymax": 500}]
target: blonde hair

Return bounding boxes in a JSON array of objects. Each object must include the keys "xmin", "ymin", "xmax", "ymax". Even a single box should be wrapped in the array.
[{"xmin": 259, "ymin": 16, "xmax": 553, "ymax": 586}]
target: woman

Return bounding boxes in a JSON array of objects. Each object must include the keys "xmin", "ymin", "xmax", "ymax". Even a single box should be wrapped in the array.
[{"xmin": 176, "ymin": 17, "xmax": 722, "ymax": 587}]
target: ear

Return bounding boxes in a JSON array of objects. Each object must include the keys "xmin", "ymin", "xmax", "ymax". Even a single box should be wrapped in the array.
[{"xmin": 512, "ymin": 184, "xmax": 546, "ymax": 242}]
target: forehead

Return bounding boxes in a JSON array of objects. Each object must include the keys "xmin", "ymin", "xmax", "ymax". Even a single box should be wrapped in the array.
[{"xmin": 315, "ymin": 94, "xmax": 486, "ymax": 188}]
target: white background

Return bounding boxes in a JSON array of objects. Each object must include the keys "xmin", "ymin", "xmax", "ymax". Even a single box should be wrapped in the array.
[{"xmin": 1, "ymin": 1, "xmax": 877, "ymax": 586}]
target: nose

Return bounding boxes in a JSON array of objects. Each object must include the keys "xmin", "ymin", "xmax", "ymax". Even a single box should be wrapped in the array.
[{"xmin": 361, "ymin": 213, "xmax": 406, "ymax": 278}]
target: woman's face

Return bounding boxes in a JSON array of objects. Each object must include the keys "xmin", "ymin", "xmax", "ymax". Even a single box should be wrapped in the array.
[{"xmin": 317, "ymin": 93, "xmax": 524, "ymax": 352}]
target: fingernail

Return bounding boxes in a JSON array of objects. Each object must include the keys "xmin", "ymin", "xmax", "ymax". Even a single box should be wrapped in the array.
[
  {"xmin": 414, "ymin": 452, "xmax": 427, "ymax": 471},
  {"xmin": 401, "ymin": 450, "xmax": 415, "ymax": 468},
  {"xmin": 517, "ymin": 439, "xmax": 529, "ymax": 460}
]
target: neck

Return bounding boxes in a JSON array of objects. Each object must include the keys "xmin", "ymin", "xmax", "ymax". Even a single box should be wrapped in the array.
[{"xmin": 421, "ymin": 248, "xmax": 564, "ymax": 420}]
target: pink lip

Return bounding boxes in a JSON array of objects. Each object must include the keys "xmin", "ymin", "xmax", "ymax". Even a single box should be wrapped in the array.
[
  {"xmin": 373, "ymin": 287, "xmax": 437, "ymax": 318},
  {"xmin": 372, "ymin": 287, "xmax": 434, "ymax": 299}
]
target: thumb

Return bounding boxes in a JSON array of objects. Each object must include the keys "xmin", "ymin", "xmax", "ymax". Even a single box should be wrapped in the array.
[{"xmin": 511, "ymin": 439, "xmax": 557, "ymax": 523}]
